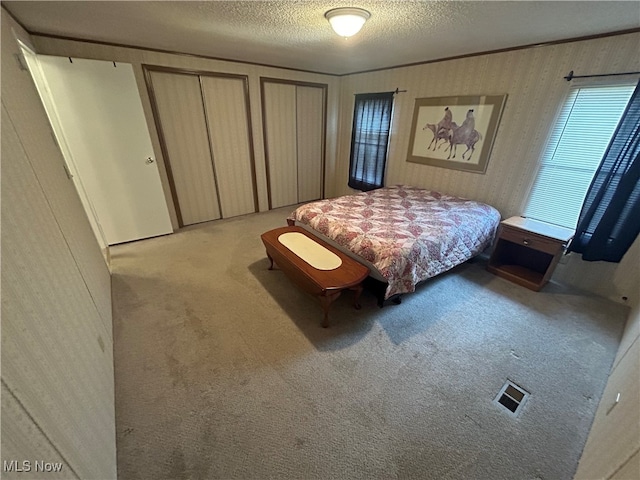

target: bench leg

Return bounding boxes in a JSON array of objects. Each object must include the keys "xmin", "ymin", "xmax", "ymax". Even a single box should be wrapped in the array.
[
  {"xmin": 319, "ymin": 291, "xmax": 341, "ymax": 328},
  {"xmin": 350, "ymin": 284, "xmax": 363, "ymax": 310},
  {"xmin": 266, "ymin": 252, "xmax": 275, "ymax": 270}
]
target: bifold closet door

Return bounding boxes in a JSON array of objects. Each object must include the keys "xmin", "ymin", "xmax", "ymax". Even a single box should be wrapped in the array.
[
  {"xmin": 263, "ymin": 82, "xmax": 324, "ymax": 209},
  {"xmin": 149, "ymin": 71, "xmax": 221, "ymax": 225},
  {"xmin": 296, "ymin": 86, "xmax": 324, "ymax": 203},
  {"xmin": 200, "ymin": 76, "xmax": 256, "ymax": 218},
  {"xmin": 263, "ymin": 83, "xmax": 298, "ymax": 209}
]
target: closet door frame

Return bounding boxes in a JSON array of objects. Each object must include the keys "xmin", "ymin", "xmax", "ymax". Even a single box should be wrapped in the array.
[
  {"xmin": 260, "ymin": 77, "xmax": 327, "ymax": 210},
  {"xmin": 143, "ymin": 64, "xmax": 259, "ymax": 227}
]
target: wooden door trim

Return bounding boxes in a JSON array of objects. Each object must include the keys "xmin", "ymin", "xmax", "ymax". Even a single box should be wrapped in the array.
[
  {"xmin": 142, "ymin": 66, "xmax": 185, "ymax": 227},
  {"xmin": 143, "ymin": 64, "xmax": 259, "ymax": 220}
]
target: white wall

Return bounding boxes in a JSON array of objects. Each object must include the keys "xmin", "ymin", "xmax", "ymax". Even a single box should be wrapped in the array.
[
  {"xmin": 1, "ymin": 9, "xmax": 116, "ymax": 479},
  {"xmin": 20, "ymin": 47, "xmax": 110, "ymax": 256}
]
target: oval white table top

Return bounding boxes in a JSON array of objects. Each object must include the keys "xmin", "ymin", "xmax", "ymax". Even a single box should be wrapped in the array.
[{"xmin": 278, "ymin": 232, "xmax": 342, "ymax": 270}]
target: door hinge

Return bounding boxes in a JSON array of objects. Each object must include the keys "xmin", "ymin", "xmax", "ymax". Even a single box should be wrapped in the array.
[
  {"xmin": 63, "ymin": 163, "xmax": 73, "ymax": 179},
  {"xmin": 14, "ymin": 53, "xmax": 28, "ymax": 71}
]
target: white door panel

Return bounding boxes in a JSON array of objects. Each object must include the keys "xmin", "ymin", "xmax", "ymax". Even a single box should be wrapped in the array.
[{"xmin": 37, "ymin": 56, "xmax": 173, "ymax": 245}]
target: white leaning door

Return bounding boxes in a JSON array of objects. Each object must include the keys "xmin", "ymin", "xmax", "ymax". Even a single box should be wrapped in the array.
[{"xmin": 37, "ymin": 56, "xmax": 173, "ymax": 245}]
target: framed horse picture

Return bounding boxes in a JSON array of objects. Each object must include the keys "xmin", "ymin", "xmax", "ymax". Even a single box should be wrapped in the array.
[{"xmin": 406, "ymin": 94, "xmax": 507, "ymax": 173}]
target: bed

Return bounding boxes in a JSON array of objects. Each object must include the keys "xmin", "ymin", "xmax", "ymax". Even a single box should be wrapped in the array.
[{"xmin": 287, "ymin": 185, "xmax": 501, "ymax": 303}]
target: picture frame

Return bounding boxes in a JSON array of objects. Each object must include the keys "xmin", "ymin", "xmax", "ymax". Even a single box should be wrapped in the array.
[{"xmin": 406, "ymin": 94, "xmax": 507, "ymax": 173}]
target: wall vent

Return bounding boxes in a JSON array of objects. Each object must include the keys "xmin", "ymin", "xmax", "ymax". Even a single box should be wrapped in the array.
[{"xmin": 495, "ymin": 380, "xmax": 529, "ymax": 416}]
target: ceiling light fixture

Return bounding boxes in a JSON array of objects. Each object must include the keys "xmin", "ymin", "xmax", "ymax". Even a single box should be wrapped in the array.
[{"xmin": 324, "ymin": 7, "xmax": 371, "ymax": 38}]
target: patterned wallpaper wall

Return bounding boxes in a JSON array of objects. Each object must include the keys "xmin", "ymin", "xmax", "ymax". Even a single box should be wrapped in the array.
[
  {"xmin": 333, "ymin": 32, "xmax": 640, "ymax": 305},
  {"xmin": 334, "ymin": 33, "xmax": 640, "ymax": 212},
  {"xmin": 3, "ymin": 11, "xmax": 116, "ymax": 476},
  {"xmin": 32, "ymin": 35, "xmax": 340, "ymax": 228},
  {"xmin": 34, "ymin": 31, "xmax": 640, "ymax": 305}
]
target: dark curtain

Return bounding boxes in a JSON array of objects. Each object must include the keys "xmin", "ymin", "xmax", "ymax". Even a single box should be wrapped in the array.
[
  {"xmin": 348, "ymin": 92, "xmax": 394, "ymax": 191},
  {"xmin": 568, "ymin": 81, "xmax": 640, "ymax": 262}
]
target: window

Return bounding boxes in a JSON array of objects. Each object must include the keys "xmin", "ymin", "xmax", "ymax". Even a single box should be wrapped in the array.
[
  {"xmin": 524, "ymin": 83, "xmax": 636, "ymax": 229},
  {"xmin": 569, "ymin": 81, "xmax": 640, "ymax": 262},
  {"xmin": 348, "ymin": 92, "xmax": 394, "ymax": 191}
]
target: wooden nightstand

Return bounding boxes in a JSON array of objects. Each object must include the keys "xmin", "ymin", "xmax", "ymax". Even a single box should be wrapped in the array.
[{"xmin": 487, "ymin": 216, "xmax": 574, "ymax": 291}]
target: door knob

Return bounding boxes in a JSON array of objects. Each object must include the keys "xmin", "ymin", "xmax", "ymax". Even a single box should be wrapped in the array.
[{"xmin": 145, "ymin": 157, "xmax": 155, "ymax": 164}]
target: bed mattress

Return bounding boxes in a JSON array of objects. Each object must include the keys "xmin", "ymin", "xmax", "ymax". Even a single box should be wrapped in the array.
[{"xmin": 288, "ymin": 185, "xmax": 501, "ymax": 299}]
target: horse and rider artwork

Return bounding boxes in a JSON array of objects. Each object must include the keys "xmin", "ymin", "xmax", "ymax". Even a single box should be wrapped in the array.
[{"xmin": 407, "ymin": 94, "xmax": 507, "ymax": 174}]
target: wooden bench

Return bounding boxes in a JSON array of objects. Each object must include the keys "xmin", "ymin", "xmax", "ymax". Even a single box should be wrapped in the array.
[{"xmin": 261, "ymin": 226, "xmax": 369, "ymax": 327}]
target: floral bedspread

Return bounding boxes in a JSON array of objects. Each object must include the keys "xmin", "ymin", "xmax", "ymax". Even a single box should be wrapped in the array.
[{"xmin": 287, "ymin": 185, "xmax": 501, "ymax": 299}]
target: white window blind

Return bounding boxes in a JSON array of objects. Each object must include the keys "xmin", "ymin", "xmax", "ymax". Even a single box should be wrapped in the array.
[{"xmin": 524, "ymin": 83, "xmax": 636, "ymax": 229}]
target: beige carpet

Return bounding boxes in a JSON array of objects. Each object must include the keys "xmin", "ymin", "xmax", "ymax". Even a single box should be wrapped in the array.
[{"xmin": 111, "ymin": 207, "xmax": 627, "ymax": 480}]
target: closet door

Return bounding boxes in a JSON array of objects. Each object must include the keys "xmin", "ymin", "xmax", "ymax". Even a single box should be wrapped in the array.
[
  {"xmin": 201, "ymin": 76, "xmax": 256, "ymax": 218},
  {"xmin": 35, "ymin": 56, "xmax": 173, "ymax": 245},
  {"xmin": 149, "ymin": 71, "xmax": 221, "ymax": 225},
  {"xmin": 296, "ymin": 86, "xmax": 324, "ymax": 203},
  {"xmin": 263, "ymin": 82, "xmax": 298, "ymax": 209}
]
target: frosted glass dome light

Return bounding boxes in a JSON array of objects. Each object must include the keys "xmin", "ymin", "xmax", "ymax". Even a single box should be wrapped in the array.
[{"xmin": 325, "ymin": 7, "xmax": 371, "ymax": 38}]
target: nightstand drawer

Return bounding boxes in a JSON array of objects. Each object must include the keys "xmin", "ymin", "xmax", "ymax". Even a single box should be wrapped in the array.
[{"xmin": 499, "ymin": 225, "xmax": 562, "ymax": 255}]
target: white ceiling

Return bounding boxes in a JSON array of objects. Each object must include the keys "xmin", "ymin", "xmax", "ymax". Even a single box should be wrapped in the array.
[{"xmin": 4, "ymin": 1, "xmax": 640, "ymax": 75}]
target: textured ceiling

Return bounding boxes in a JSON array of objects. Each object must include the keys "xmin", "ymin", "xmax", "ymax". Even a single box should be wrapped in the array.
[{"xmin": 4, "ymin": 1, "xmax": 640, "ymax": 75}]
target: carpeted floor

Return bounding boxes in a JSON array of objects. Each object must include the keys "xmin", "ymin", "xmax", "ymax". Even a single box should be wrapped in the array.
[{"xmin": 111, "ymin": 207, "xmax": 627, "ymax": 480}]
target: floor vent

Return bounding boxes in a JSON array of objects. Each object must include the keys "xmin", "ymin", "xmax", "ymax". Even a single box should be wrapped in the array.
[{"xmin": 495, "ymin": 381, "xmax": 529, "ymax": 416}]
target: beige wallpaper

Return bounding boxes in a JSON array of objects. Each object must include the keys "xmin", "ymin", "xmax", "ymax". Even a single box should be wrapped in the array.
[
  {"xmin": 1, "ymin": 384, "xmax": 73, "ymax": 480},
  {"xmin": 574, "ymin": 307, "xmax": 640, "ymax": 479},
  {"xmin": 148, "ymin": 70, "xmax": 222, "ymax": 225},
  {"xmin": 335, "ymin": 33, "xmax": 640, "ymax": 211},
  {"xmin": 335, "ymin": 32, "xmax": 640, "ymax": 306},
  {"xmin": 201, "ymin": 75, "xmax": 258, "ymax": 218},
  {"xmin": 32, "ymin": 35, "xmax": 340, "ymax": 228},
  {"xmin": 263, "ymin": 81, "xmax": 300, "ymax": 208},
  {"xmin": 2, "ymin": 9, "xmax": 116, "ymax": 478},
  {"xmin": 32, "ymin": 30, "xmax": 639, "ymax": 305}
]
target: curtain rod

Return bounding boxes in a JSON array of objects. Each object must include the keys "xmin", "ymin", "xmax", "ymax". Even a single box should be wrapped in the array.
[
  {"xmin": 353, "ymin": 88, "xmax": 406, "ymax": 96},
  {"xmin": 564, "ymin": 70, "xmax": 640, "ymax": 81}
]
